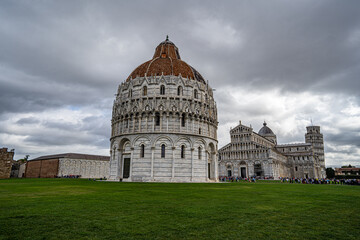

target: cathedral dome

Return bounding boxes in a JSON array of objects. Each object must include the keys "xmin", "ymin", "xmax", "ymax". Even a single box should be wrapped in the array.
[
  {"xmin": 126, "ymin": 36, "xmax": 205, "ymax": 83},
  {"xmin": 258, "ymin": 122, "xmax": 274, "ymax": 135}
]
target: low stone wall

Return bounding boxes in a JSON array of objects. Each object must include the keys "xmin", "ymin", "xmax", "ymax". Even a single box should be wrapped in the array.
[
  {"xmin": 58, "ymin": 158, "xmax": 109, "ymax": 179},
  {"xmin": 25, "ymin": 159, "xmax": 59, "ymax": 178}
]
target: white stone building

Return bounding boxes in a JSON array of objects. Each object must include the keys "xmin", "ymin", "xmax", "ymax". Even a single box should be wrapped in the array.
[
  {"xmin": 26, "ymin": 153, "xmax": 109, "ymax": 178},
  {"xmin": 57, "ymin": 154, "xmax": 109, "ymax": 178},
  {"xmin": 109, "ymin": 37, "xmax": 218, "ymax": 182},
  {"xmin": 218, "ymin": 121, "xmax": 325, "ymax": 179}
]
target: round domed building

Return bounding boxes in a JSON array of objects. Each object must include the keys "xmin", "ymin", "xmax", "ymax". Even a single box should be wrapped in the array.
[{"xmin": 109, "ymin": 37, "xmax": 218, "ymax": 182}]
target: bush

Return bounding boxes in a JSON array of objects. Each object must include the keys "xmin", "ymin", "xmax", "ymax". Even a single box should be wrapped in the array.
[
  {"xmin": 335, "ymin": 175, "xmax": 360, "ymax": 179},
  {"xmin": 326, "ymin": 168, "xmax": 335, "ymax": 178}
]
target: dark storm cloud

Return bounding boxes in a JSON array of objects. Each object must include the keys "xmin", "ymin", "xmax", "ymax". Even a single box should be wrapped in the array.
[
  {"xmin": 13, "ymin": 115, "xmax": 110, "ymax": 149},
  {"xmin": 1, "ymin": 0, "xmax": 360, "ymax": 113},
  {"xmin": 326, "ymin": 144, "xmax": 359, "ymax": 155},
  {"xmin": 36, "ymin": 116, "xmax": 110, "ymax": 145},
  {"xmin": 16, "ymin": 117, "xmax": 40, "ymax": 125},
  {"xmin": 177, "ymin": 0, "xmax": 360, "ymax": 95},
  {"xmin": 326, "ymin": 128, "xmax": 360, "ymax": 148},
  {"xmin": 0, "ymin": 0, "xmax": 359, "ymax": 165}
]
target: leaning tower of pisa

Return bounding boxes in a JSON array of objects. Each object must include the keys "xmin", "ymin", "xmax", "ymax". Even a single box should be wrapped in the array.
[{"xmin": 305, "ymin": 126, "xmax": 325, "ymax": 178}]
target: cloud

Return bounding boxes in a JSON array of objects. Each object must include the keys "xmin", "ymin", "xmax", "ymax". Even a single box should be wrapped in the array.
[
  {"xmin": 0, "ymin": 108, "xmax": 110, "ymax": 158},
  {"xmin": 0, "ymin": 0, "xmax": 359, "ymax": 167},
  {"xmin": 16, "ymin": 117, "xmax": 40, "ymax": 125},
  {"xmin": 186, "ymin": 10, "xmax": 242, "ymax": 49}
]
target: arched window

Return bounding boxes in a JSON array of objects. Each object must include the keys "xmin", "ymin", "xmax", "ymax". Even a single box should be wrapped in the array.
[
  {"xmin": 125, "ymin": 119, "xmax": 129, "ymax": 128},
  {"xmin": 161, "ymin": 144, "xmax": 165, "ymax": 158},
  {"xmin": 194, "ymin": 89, "xmax": 198, "ymax": 99},
  {"xmin": 199, "ymin": 128, "xmax": 201, "ymax": 134},
  {"xmin": 198, "ymin": 147, "xmax": 202, "ymax": 160},
  {"xmin": 143, "ymin": 86, "xmax": 147, "ymax": 96},
  {"xmin": 205, "ymin": 94, "xmax": 208, "ymax": 101},
  {"xmin": 181, "ymin": 113, "xmax": 186, "ymax": 127},
  {"xmin": 140, "ymin": 144, "xmax": 145, "ymax": 158},
  {"xmin": 177, "ymin": 86, "xmax": 182, "ymax": 96},
  {"xmin": 155, "ymin": 112, "xmax": 160, "ymax": 126},
  {"xmin": 181, "ymin": 145, "xmax": 185, "ymax": 158},
  {"xmin": 160, "ymin": 85, "xmax": 165, "ymax": 95}
]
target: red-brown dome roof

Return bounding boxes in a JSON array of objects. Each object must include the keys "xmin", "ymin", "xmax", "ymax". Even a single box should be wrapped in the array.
[{"xmin": 126, "ymin": 37, "xmax": 205, "ymax": 83}]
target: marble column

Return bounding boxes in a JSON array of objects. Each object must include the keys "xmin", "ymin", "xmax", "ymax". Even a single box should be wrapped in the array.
[
  {"xmin": 171, "ymin": 146, "xmax": 175, "ymax": 180},
  {"xmin": 205, "ymin": 150, "xmax": 209, "ymax": 180},
  {"xmin": 118, "ymin": 149, "xmax": 123, "ymax": 180},
  {"xmin": 151, "ymin": 146, "xmax": 155, "ymax": 180},
  {"xmin": 166, "ymin": 114, "xmax": 169, "ymax": 132},
  {"xmin": 191, "ymin": 147, "xmax": 194, "ymax": 181},
  {"xmin": 130, "ymin": 147, "xmax": 134, "ymax": 179},
  {"xmin": 214, "ymin": 152, "xmax": 219, "ymax": 180}
]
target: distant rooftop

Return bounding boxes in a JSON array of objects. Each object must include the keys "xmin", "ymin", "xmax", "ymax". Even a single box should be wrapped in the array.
[
  {"xmin": 31, "ymin": 153, "xmax": 110, "ymax": 161},
  {"xmin": 277, "ymin": 143, "xmax": 312, "ymax": 147}
]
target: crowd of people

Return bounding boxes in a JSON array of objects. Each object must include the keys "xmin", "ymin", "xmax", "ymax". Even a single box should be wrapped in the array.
[
  {"xmin": 280, "ymin": 177, "xmax": 360, "ymax": 185},
  {"xmin": 56, "ymin": 175, "xmax": 107, "ymax": 180},
  {"xmin": 219, "ymin": 176, "xmax": 272, "ymax": 182},
  {"xmin": 219, "ymin": 176, "xmax": 360, "ymax": 185},
  {"xmin": 57, "ymin": 175, "xmax": 81, "ymax": 178}
]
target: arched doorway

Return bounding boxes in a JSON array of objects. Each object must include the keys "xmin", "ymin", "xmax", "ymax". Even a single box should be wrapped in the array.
[
  {"xmin": 118, "ymin": 138, "xmax": 131, "ymax": 180},
  {"xmin": 227, "ymin": 165, "xmax": 232, "ymax": 177},
  {"xmin": 254, "ymin": 163, "xmax": 263, "ymax": 177},
  {"xmin": 239, "ymin": 161, "xmax": 247, "ymax": 178}
]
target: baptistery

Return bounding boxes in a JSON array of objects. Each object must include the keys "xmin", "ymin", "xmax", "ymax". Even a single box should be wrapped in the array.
[{"xmin": 109, "ymin": 37, "xmax": 218, "ymax": 182}]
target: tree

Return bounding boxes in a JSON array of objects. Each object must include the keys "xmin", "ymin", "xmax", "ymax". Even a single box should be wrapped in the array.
[
  {"xmin": 326, "ymin": 167, "xmax": 335, "ymax": 178},
  {"xmin": 17, "ymin": 155, "xmax": 29, "ymax": 163}
]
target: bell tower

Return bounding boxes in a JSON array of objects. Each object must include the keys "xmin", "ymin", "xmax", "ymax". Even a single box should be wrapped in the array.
[{"xmin": 305, "ymin": 126, "xmax": 325, "ymax": 177}]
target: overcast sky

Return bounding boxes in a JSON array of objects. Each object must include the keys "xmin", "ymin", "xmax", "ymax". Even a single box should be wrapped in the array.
[{"xmin": 0, "ymin": 0, "xmax": 359, "ymax": 167}]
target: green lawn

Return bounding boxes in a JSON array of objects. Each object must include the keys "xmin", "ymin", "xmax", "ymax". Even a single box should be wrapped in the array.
[{"xmin": 0, "ymin": 179, "xmax": 359, "ymax": 240}]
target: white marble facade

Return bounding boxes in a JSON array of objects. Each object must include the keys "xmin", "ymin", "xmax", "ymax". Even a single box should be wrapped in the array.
[
  {"xmin": 219, "ymin": 121, "xmax": 325, "ymax": 179},
  {"xmin": 109, "ymin": 134, "xmax": 217, "ymax": 182},
  {"xmin": 58, "ymin": 158, "xmax": 109, "ymax": 178},
  {"xmin": 109, "ymin": 38, "xmax": 218, "ymax": 182}
]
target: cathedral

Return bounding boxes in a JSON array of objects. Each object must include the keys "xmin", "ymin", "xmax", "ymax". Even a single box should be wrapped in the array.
[
  {"xmin": 109, "ymin": 37, "xmax": 218, "ymax": 182},
  {"xmin": 218, "ymin": 121, "xmax": 326, "ymax": 179}
]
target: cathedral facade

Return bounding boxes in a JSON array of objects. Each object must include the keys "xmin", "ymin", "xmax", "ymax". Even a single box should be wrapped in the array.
[
  {"xmin": 109, "ymin": 37, "xmax": 218, "ymax": 182},
  {"xmin": 218, "ymin": 121, "xmax": 325, "ymax": 179}
]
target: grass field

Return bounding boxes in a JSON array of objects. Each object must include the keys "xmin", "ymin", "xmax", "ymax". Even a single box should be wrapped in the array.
[{"xmin": 0, "ymin": 179, "xmax": 359, "ymax": 240}]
